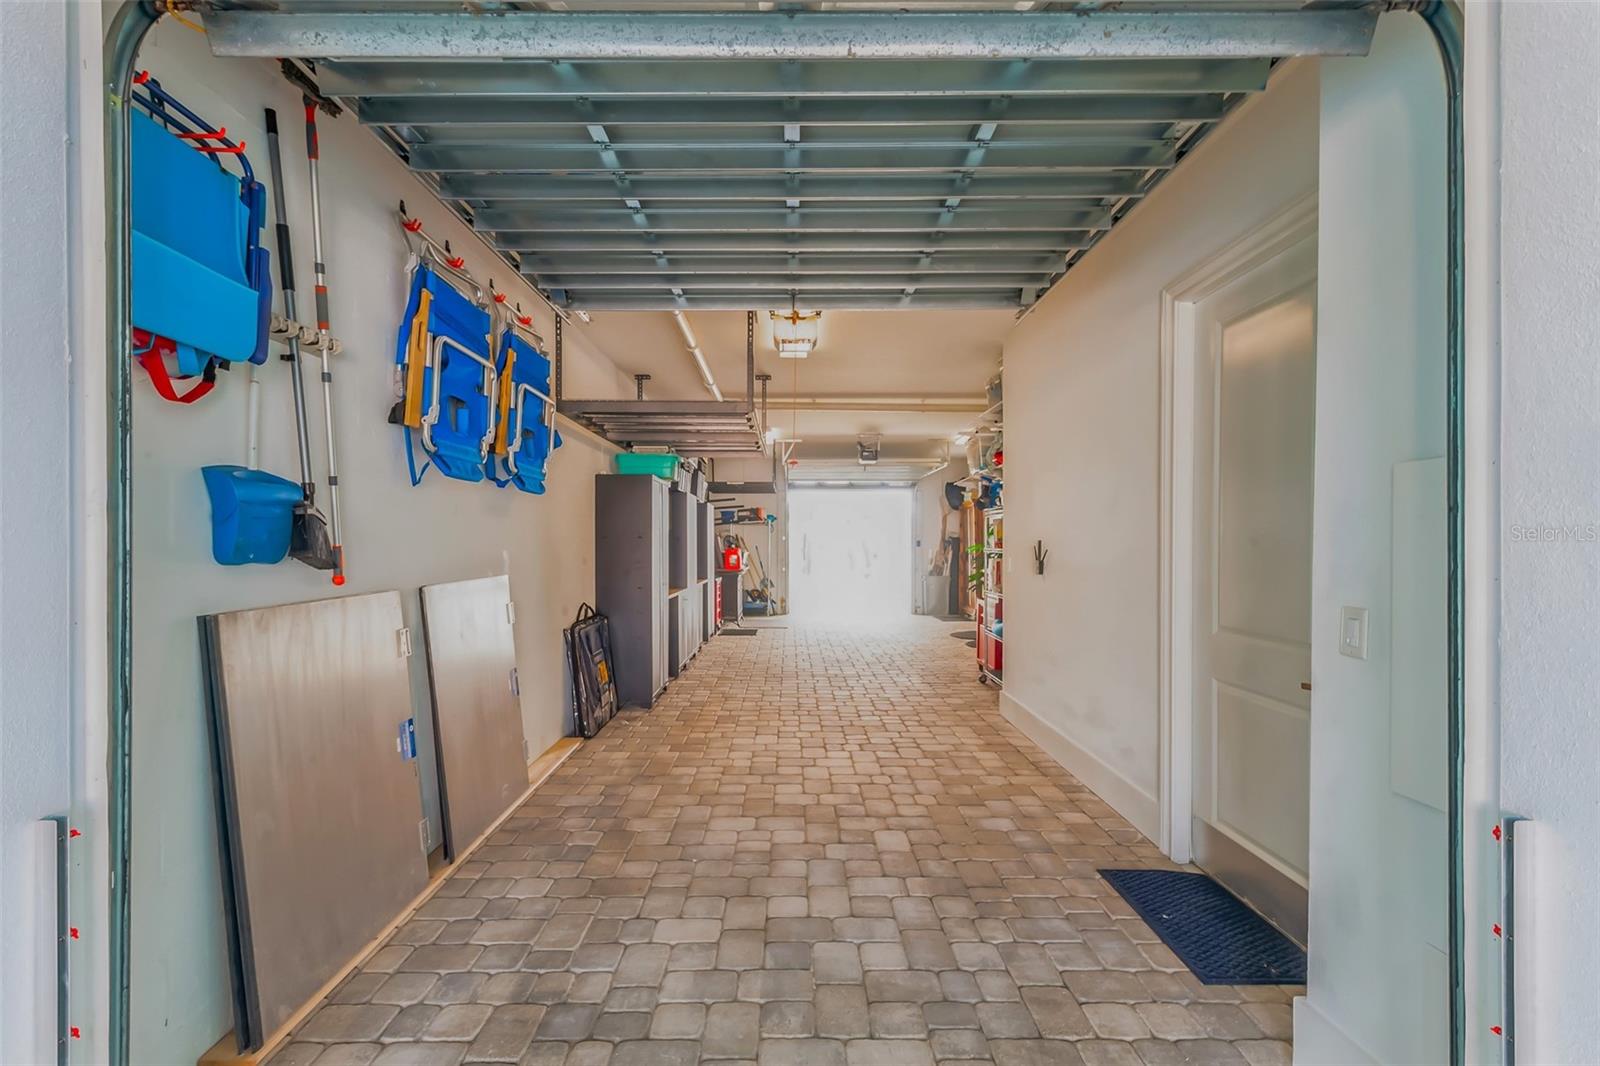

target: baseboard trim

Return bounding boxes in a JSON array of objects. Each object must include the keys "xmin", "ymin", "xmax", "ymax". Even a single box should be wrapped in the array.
[
  {"xmin": 1291, "ymin": 996, "xmax": 1378, "ymax": 1066},
  {"xmin": 1000, "ymin": 690, "xmax": 1160, "ymax": 841},
  {"xmin": 529, "ymin": 736, "xmax": 582, "ymax": 783}
]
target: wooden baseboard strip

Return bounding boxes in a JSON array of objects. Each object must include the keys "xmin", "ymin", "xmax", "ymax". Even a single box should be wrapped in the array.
[{"xmin": 199, "ymin": 736, "xmax": 583, "ymax": 1066}]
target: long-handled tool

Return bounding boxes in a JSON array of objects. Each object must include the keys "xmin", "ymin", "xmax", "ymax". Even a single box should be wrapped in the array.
[
  {"xmin": 264, "ymin": 108, "xmax": 338, "ymax": 573},
  {"xmin": 302, "ymin": 100, "xmax": 346, "ymax": 584}
]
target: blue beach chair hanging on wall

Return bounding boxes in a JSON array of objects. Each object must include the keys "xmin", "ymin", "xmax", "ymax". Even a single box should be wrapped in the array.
[
  {"xmin": 488, "ymin": 312, "xmax": 562, "ymax": 494},
  {"xmin": 393, "ymin": 259, "xmax": 497, "ymax": 484},
  {"xmin": 130, "ymin": 72, "xmax": 272, "ymax": 403}
]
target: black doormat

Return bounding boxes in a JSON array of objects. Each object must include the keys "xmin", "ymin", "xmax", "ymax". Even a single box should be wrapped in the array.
[
  {"xmin": 720, "ymin": 628, "xmax": 760, "ymax": 636},
  {"xmin": 1098, "ymin": 868, "xmax": 1305, "ymax": 985},
  {"xmin": 949, "ymin": 629, "xmax": 977, "ymax": 640}
]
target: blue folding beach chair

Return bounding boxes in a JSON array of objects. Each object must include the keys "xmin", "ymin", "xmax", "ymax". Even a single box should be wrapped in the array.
[
  {"xmin": 488, "ymin": 321, "xmax": 562, "ymax": 494},
  {"xmin": 393, "ymin": 262, "xmax": 497, "ymax": 484},
  {"xmin": 130, "ymin": 74, "xmax": 271, "ymax": 403}
]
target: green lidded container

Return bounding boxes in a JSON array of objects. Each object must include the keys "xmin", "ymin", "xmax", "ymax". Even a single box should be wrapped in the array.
[{"xmin": 614, "ymin": 452, "xmax": 679, "ymax": 479}]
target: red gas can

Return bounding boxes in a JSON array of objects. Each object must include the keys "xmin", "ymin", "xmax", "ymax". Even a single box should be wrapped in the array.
[{"xmin": 722, "ymin": 546, "xmax": 744, "ymax": 571}]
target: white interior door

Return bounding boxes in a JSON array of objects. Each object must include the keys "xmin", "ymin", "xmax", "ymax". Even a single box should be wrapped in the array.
[{"xmin": 1191, "ymin": 236, "xmax": 1317, "ymax": 941}]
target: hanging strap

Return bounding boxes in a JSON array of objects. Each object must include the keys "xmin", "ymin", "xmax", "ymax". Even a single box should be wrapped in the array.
[
  {"xmin": 402, "ymin": 424, "xmax": 430, "ymax": 486},
  {"xmin": 135, "ymin": 334, "xmax": 217, "ymax": 404}
]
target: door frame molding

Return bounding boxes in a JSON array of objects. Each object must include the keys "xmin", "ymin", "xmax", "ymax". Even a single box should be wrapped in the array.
[{"xmin": 1157, "ymin": 192, "xmax": 1319, "ymax": 862}]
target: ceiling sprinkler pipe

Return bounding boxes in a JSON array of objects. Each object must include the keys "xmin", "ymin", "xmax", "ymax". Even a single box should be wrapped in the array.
[{"xmin": 671, "ymin": 309, "xmax": 724, "ymax": 401}]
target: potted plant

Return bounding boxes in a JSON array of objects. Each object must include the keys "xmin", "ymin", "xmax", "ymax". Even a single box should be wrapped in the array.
[{"xmin": 967, "ymin": 543, "xmax": 985, "ymax": 596}]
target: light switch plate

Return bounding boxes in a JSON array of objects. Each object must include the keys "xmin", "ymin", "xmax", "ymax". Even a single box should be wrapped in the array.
[{"xmin": 1339, "ymin": 606, "xmax": 1369, "ymax": 660}]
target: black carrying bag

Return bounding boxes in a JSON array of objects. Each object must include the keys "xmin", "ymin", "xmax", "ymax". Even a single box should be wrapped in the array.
[{"xmin": 565, "ymin": 603, "xmax": 618, "ymax": 739}]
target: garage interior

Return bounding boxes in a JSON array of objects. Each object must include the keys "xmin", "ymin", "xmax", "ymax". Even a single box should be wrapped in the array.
[{"xmin": 98, "ymin": 4, "xmax": 1465, "ymax": 1066}]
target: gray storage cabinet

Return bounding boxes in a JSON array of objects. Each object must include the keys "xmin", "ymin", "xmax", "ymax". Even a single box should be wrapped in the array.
[
  {"xmin": 720, "ymin": 571, "xmax": 744, "ymax": 625},
  {"xmin": 668, "ymin": 486, "xmax": 697, "ymax": 676},
  {"xmin": 595, "ymin": 474, "xmax": 669, "ymax": 708},
  {"xmin": 702, "ymin": 500, "xmax": 717, "ymax": 639}
]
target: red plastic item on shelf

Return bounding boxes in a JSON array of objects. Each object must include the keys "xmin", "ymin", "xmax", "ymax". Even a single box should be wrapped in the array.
[{"xmin": 722, "ymin": 546, "xmax": 744, "ymax": 571}]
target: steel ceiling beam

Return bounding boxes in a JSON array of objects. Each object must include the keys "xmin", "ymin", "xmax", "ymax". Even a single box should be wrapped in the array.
[
  {"xmin": 578, "ymin": 419, "xmax": 753, "ymax": 430},
  {"xmin": 404, "ymin": 124, "xmax": 1179, "ymax": 147},
  {"xmin": 531, "ymin": 272, "xmax": 1053, "ymax": 291},
  {"xmin": 435, "ymin": 173, "xmax": 1147, "ymax": 203},
  {"xmin": 493, "ymin": 203, "xmax": 1113, "ymax": 219},
  {"xmin": 517, "ymin": 253, "xmax": 1070, "ymax": 275},
  {"xmin": 492, "ymin": 233, "xmax": 1087, "ymax": 253},
  {"xmin": 359, "ymin": 94, "xmax": 1231, "ymax": 129},
  {"xmin": 477, "ymin": 207, "xmax": 1110, "ymax": 233},
  {"xmin": 206, "ymin": 11, "xmax": 1378, "ymax": 61},
  {"xmin": 614, "ymin": 433, "xmax": 766, "ymax": 444},
  {"xmin": 560, "ymin": 399, "xmax": 755, "ymax": 417},
  {"xmin": 407, "ymin": 141, "xmax": 1176, "ymax": 174},
  {"xmin": 763, "ymin": 396, "xmax": 989, "ymax": 414},
  {"xmin": 559, "ymin": 293, "xmax": 1024, "ymax": 311},
  {"xmin": 315, "ymin": 57, "xmax": 1273, "ymax": 99}
]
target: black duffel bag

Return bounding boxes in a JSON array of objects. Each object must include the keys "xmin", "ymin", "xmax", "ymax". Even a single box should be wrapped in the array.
[{"xmin": 564, "ymin": 603, "xmax": 618, "ymax": 739}]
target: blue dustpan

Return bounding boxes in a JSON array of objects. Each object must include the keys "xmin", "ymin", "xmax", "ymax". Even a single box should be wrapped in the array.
[{"xmin": 202, "ymin": 465, "xmax": 303, "ymax": 565}]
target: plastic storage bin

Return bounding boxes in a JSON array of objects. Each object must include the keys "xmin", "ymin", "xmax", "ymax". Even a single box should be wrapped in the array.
[{"xmin": 614, "ymin": 452, "xmax": 678, "ymax": 479}]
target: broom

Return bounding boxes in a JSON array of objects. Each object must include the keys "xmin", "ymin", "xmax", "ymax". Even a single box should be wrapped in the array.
[{"xmin": 264, "ymin": 108, "xmax": 337, "ymax": 572}]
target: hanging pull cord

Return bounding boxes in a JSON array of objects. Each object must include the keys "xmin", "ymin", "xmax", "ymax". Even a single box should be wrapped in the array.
[{"xmin": 164, "ymin": 0, "xmax": 206, "ymax": 33}]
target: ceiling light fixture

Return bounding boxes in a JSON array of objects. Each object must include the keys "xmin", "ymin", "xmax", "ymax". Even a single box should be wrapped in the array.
[{"xmin": 770, "ymin": 300, "xmax": 822, "ymax": 359}]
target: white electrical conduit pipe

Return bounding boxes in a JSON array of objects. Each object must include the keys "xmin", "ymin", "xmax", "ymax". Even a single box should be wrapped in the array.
[
  {"xmin": 245, "ymin": 367, "xmax": 262, "ymax": 470},
  {"xmin": 670, "ymin": 309, "xmax": 724, "ymax": 402}
]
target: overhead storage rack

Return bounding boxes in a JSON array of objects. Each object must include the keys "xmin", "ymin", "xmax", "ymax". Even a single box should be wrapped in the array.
[{"xmin": 554, "ymin": 311, "xmax": 766, "ymax": 456}]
